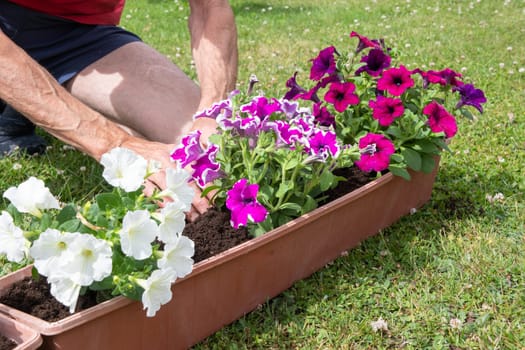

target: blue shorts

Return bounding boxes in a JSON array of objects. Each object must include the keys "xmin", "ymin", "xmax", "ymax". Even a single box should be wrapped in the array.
[{"xmin": 0, "ymin": 0, "xmax": 141, "ymax": 84}]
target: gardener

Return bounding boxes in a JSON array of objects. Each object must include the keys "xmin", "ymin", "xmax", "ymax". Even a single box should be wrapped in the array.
[{"xmin": 0, "ymin": 0, "xmax": 238, "ymax": 215}]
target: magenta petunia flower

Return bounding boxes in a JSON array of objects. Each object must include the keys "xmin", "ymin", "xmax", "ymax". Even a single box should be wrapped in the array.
[
  {"xmin": 226, "ymin": 179, "xmax": 268, "ymax": 229},
  {"xmin": 306, "ymin": 129, "xmax": 340, "ymax": 160},
  {"xmin": 296, "ymin": 75, "xmax": 338, "ymax": 103},
  {"xmin": 423, "ymin": 101, "xmax": 458, "ymax": 138},
  {"xmin": 170, "ymin": 130, "xmax": 204, "ymax": 168},
  {"xmin": 350, "ymin": 31, "xmax": 381, "ymax": 53},
  {"xmin": 324, "ymin": 81, "xmax": 359, "ymax": 113},
  {"xmin": 312, "ymin": 102, "xmax": 335, "ymax": 127},
  {"xmin": 355, "ymin": 48, "xmax": 391, "ymax": 77},
  {"xmin": 191, "ymin": 144, "xmax": 222, "ymax": 187},
  {"xmin": 368, "ymin": 96, "xmax": 405, "ymax": 126},
  {"xmin": 454, "ymin": 83, "xmax": 487, "ymax": 113},
  {"xmin": 309, "ymin": 46, "xmax": 337, "ymax": 81},
  {"xmin": 377, "ymin": 65, "xmax": 415, "ymax": 96},
  {"xmin": 283, "ymin": 72, "xmax": 308, "ymax": 101},
  {"xmin": 355, "ymin": 133, "xmax": 395, "ymax": 172},
  {"xmin": 418, "ymin": 68, "xmax": 463, "ymax": 88}
]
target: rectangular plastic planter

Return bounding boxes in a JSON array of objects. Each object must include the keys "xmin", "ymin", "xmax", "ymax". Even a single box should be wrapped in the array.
[
  {"xmin": 0, "ymin": 312, "xmax": 42, "ymax": 350},
  {"xmin": 0, "ymin": 165, "xmax": 438, "ymax": 350}
]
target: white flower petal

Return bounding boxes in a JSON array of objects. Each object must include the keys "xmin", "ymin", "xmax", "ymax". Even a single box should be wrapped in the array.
[
  {"xmin": 158, "ymin": 201, "xmax": 187, "ymax": 243},
  {"xmin": 29, "ymin": 229, "xmax": 77, "ymax": 276},
  {"xmin": 157, "ymin": 236, "xmax": 194, "ymax": 279},
  {"xmin": 48, "ymin": 275, "xmax": 82, "ymax": 314},
  {"xmin": 100, "ymin": 147, "xmax": 148, "ymax": 192},
  {"xmin": 3, "ymin": 177, "xmax": 59, "ymax": 216},
  {"xmin": 119, "ymin": 210, "xmax": 159, "ymax": 260},
  {"xmin": 60, "ymin": 234, "xmax": 113, "ymax": 286},
  {"xmin": 160, "ymin": 167, "xmax": 194, "ymax": 211},
  {"xmin": 0, "ymin": 211, "xmax": 28, "ymax": 263},
  {"xmin": 138, "ymin": 269, "xmax": 176, "ymax": 317}
]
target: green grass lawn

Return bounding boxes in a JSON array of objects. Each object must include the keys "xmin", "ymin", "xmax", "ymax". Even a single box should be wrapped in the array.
[{"xmin": 1, "ymin": 0, "xmax": 524, "ymax": 349}]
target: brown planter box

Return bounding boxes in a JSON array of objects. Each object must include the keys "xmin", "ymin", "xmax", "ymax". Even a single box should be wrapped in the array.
[
  {"xmin": 0, "ymin": 165, "xmax": 438, "ymax": 350},
  {"xmin": 0, "ymin": 312, "xmax": 42, "ymax": 350}
]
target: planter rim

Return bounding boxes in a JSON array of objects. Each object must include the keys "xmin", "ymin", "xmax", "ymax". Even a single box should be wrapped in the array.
[
  {"xmin": 1, "ymin": 170, "xmax": 400, "ymax": 335},
  {"xmin": 0, "ymin": 311, "xmax": 42, "ymax": 350}
]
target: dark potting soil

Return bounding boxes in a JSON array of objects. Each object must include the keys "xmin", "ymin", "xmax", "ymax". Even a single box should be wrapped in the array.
[
  {"xmin": 0, "ymin": 335, "xmax": 16, "ymax": 350},
  {"xmin": 0, "ymin": 167, "xmax": 374, "ymax": 322}
]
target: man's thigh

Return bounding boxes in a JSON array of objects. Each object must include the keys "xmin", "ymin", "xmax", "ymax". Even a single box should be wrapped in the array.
[{"xmin": 65, "ymin": 42, "xmax": 200, "ymax": 144}]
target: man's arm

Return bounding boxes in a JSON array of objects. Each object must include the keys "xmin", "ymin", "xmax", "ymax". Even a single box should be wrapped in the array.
[
  {"xmin": 0, "ymin": 31, "xmax": 176, "ymax": 188},
  {"xmin": 0, "ymin": 31, "xmax": 133, "ymax": 160},
  {"xmin": 187, "ymin": 0, "xmax": 238, "ymax": 139}
]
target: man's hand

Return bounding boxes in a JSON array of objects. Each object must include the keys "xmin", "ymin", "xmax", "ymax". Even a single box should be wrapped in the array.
[{"xmin": 121, "ymin": 138, "xmax": 211, "ymax": 220}]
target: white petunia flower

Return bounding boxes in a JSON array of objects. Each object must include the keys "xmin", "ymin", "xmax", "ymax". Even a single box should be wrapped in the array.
[
  {"xmin": 157, "ymin": 235, "xmax": 195, "ymax": 279},
  {"xmin": 119, "ymin": 210, "xmax": 159, "ymax": 260},
  {"xmin": 59, "ymin": 233, "xmax": 113, "ymax": 286},
  {"xmin": 100, "ymin": 147, "xmax": 148, "ymax": 192},
  {"xmin": 157, "ymin": 200, "xmax": 187, "ymax": 243},
  {"xmin": 3, "ymin": 177, "xmax": 60, "ymax": 217},
  {"xmin": 0, "ymin": 211, "xmax": 29, "ymax": 263},
  {"xmin": 29, "ymin": 229, "xmax": 78, "ymax": 276},
  {"xmin": 159, "ymin": 167, "xmax": 194, "ymax": 211},
  {"xmin": 137, "ymin": 269, "xmax": 176, "ymax": 317},
  {"xmin": 48, "ymin": 274, "xmax": 82, "ymax": 314}
]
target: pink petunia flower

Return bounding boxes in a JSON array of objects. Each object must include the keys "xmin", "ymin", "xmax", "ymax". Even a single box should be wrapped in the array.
[
  {"xmin": 324, "ymin": 81, "xmax": 359, "ymax": 113},
  {"xmin": 368, "ymin": 96, "xmax": 405, "ymax": 126},
  {"xmin": 355, "ymin": 133, "xmax": 395, "ymax": 172},
  {"xmin": 423, "ymin": 101, "xmax": 457, "ymax": 138},
  {"xmin": 377, "ymin": 65, "xmax": 415, "ymax": 96}
]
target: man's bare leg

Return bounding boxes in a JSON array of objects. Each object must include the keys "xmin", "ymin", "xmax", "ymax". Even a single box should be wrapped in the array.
[{"xmin": 65, "ymin": 41, "xmax": 201, "ymax": 144}]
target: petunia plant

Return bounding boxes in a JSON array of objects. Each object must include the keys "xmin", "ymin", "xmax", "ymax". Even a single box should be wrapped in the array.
[
  {"xmin": 171, "ymin": 31, "xmax": 486, "ymax": 236},
  {"xmin": 171, "ymin": 91, "xmax": 355, "ymax": 236},
  {"xmin": 284, "ymin": 31, "xmax": 486, "ymax": 179},
  {"xmin": 0, "ymin": 147, "xmax": 195, "ymax": 317}
]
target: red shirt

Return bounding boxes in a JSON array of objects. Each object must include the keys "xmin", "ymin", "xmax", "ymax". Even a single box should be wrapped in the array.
[{"xmin": 7, "ymin": 0, "xmax": 126, "ymax": 25}]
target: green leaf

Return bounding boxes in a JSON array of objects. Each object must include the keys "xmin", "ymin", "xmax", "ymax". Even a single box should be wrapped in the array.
[
  {"xmin": 39, "ymin": 213, "xmax": 53, "ymax": 231},
  {"xmin": 56, "ymin": 204, "xmax": 78, "ymax": 224},
  {"xmin": 96, "ymin": 193, "xmax": 122, "ymax": 211},
  {"xmin": 421, "ymin": 155, "xmax": 436, "ymax": 173},
  {"xmin": 301, "ymin": 195, "xmax": 318, "ymax": 215},
  {"xmin": 277, "ymin": 202, "xmax": 303, "ymax": 213},
  {"xmin": 89, "ymin": 276, "xmax": 114, "ymax": 291},
  {"xmin": 275, "ymin": 181, "xmax": 293, "ymax": 199},
  {"xmin": 58, "ymin": 219, "xmax": 81, "ymax": 232},
  {"xmin": 460, "ymin": 107, "xmax": 474, "ymax": 121},
  {"xmin": 401, "ymin": 148, "xmax": 422, "ymax": 171},
  {"xmin": 284, "ymin": 157, "xmax": 300, "ymax": 170},
  {"xmin": 412, "ymin": 140, "xmax": 439, "ymax": 154},
  {"xmin": 389, "ymin": 165, "xmax": 411, "ymax": 180},
  {"xmin": 319, "ymin": 168, "xmax": 335, "ymax": 192},
  {"xmin": 386, "ymin": 126, "xmax": 403, "ymax": 138},
  {"xmin": 201, "ymin": 184, "xmax": 221, "ymax": 198}
]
